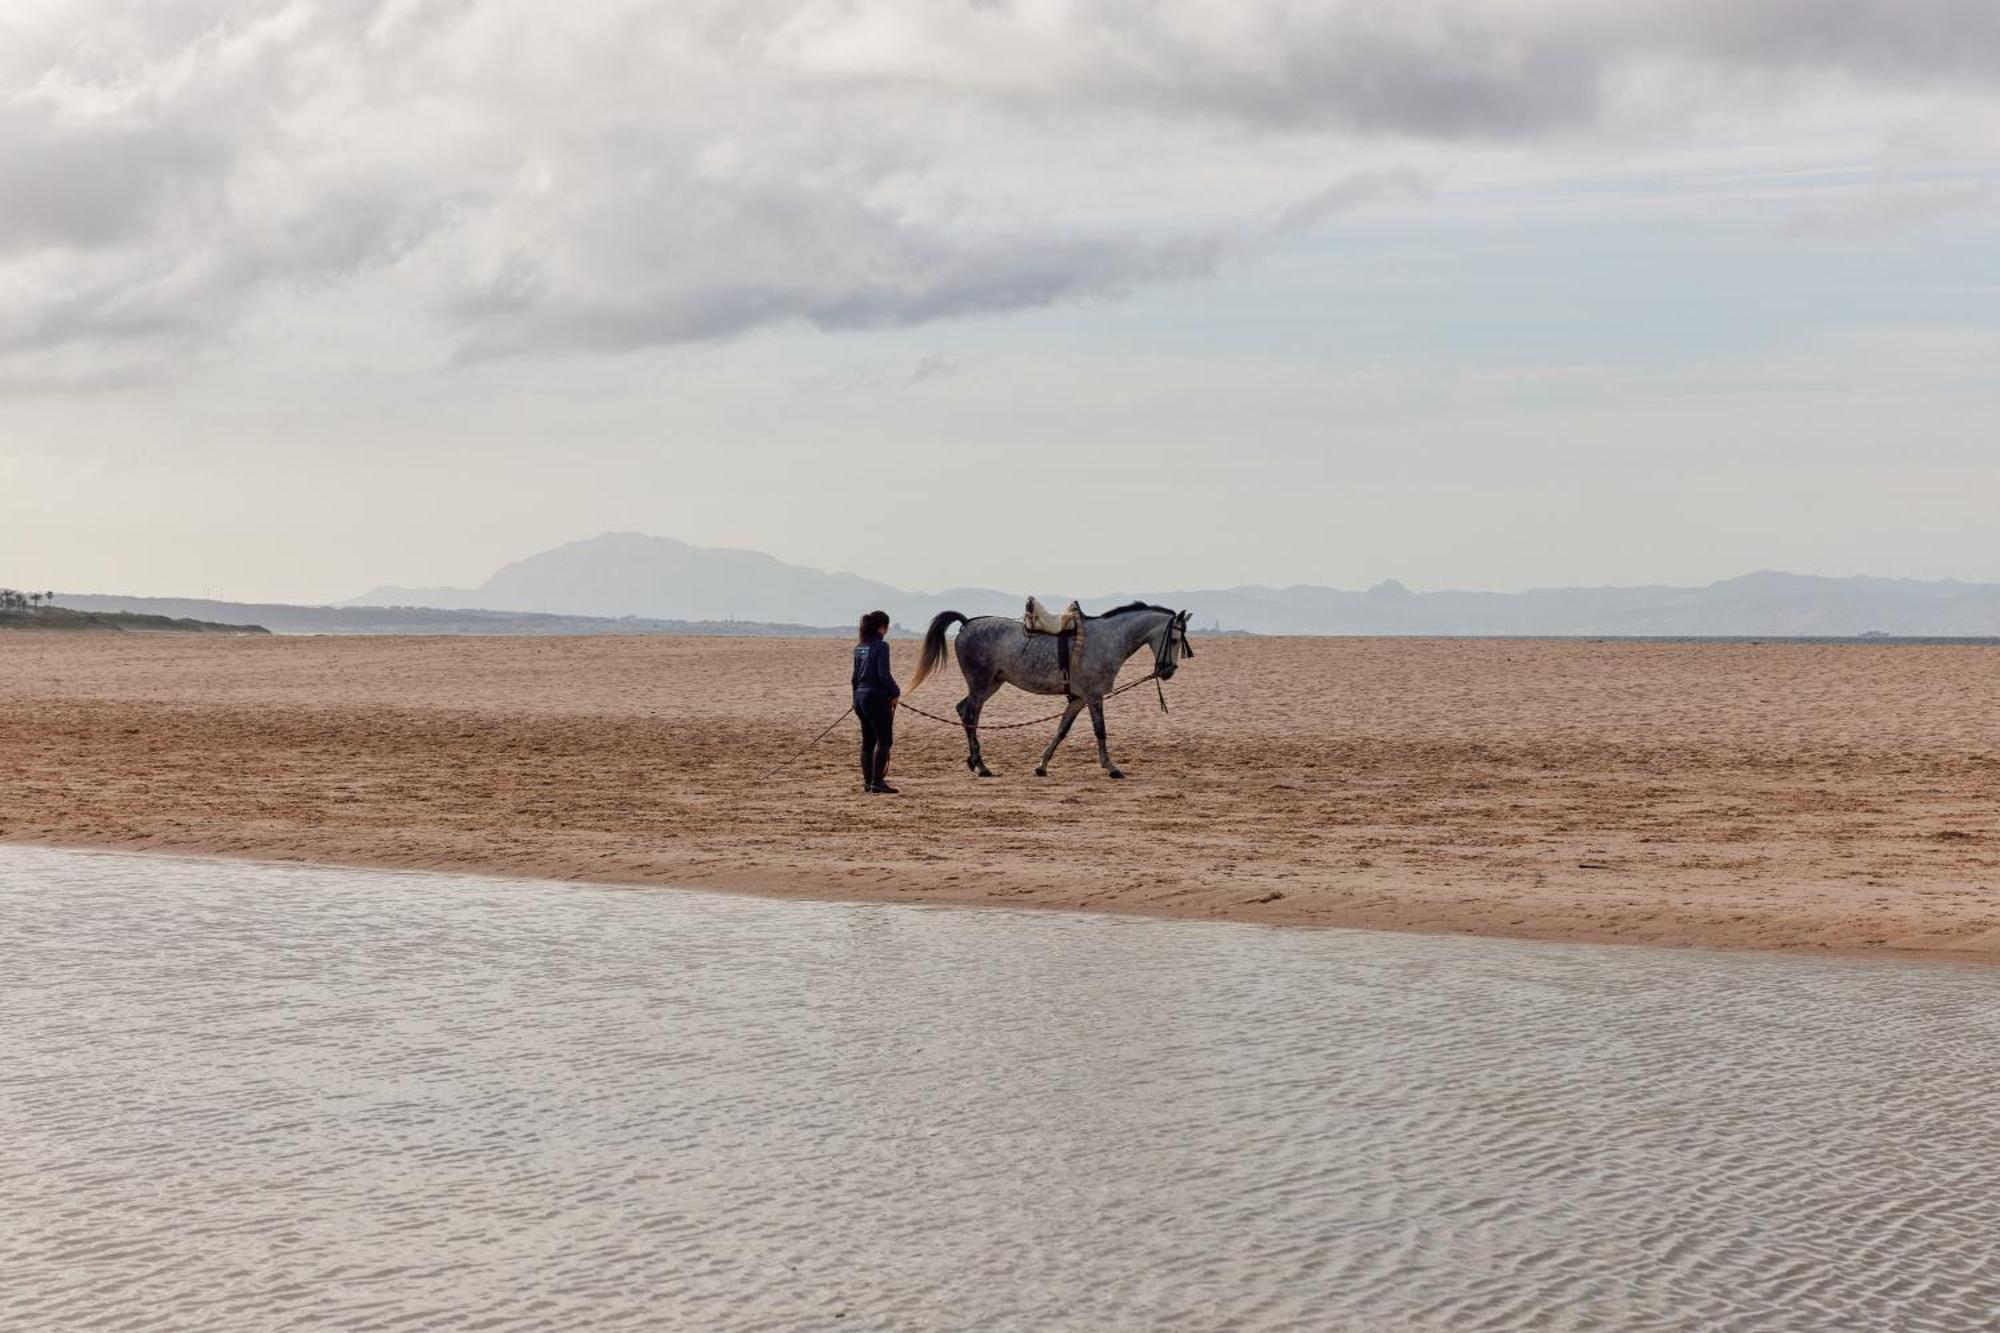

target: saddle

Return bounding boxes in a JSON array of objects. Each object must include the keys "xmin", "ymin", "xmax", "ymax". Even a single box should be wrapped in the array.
[{"xmin": 1023, "ymin": 597, "xmax": 1085, "ymax": 691}]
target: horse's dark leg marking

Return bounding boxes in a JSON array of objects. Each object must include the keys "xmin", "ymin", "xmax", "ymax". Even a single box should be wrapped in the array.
[
  {"xmin": 1035, "ymin": 698, "xmax": 1089, "ymax": 777},
  {"xmin": 957, "ymin": 678, "xmax": 1002, "ymax": 777},
  {"xmin": 1089, "ymin": 696, "xmax": 1123, "ymax": 779}
]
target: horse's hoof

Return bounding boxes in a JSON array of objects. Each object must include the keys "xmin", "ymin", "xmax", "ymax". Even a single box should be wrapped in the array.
[
  {"xmin": 978, "ymin": 770, "xmax": 997, "ymax": 779},
  {"xmin": 1034, "ymin": 766, "xmax": 1048, "ymax": 777},
  {"xmin": 1106, "ymin": 769, "xmax": 1126, "ymax": 780}
]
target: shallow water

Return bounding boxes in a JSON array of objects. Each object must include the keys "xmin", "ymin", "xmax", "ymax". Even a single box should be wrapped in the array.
[{"xmin": 3, "ymin": 847, "xmax": 1997, "ymax": 1331}]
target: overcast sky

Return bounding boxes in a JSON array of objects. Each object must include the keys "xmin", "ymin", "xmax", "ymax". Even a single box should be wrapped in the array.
[{"xmin": 4, "ymin": 0, "xmax": 1997, "ymax": 602}]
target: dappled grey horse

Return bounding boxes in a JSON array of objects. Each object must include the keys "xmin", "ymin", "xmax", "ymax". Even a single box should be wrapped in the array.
[{"xmin": 907, "ymin": 603, "xmax": 1193, "ymax": 779}]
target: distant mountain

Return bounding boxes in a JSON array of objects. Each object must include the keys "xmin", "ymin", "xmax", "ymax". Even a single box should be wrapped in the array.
[
  {"xmin": 1124, "ymin": 572, "xmax": 2000, "ymax": 637},
  {"xmin": 53, "ymin": 595, "xmax": 861, "ymax": 637},
  {"xmin": 349, "ymin": 535, "xmax": 2000, "ymax": 637},
  {"xmin": 57, "ymin": 569, "xmax": 2000, "ymax": 639},
  {"xmin": 352, "ymin": 532, "xmax": 905, "ymax": 626}
]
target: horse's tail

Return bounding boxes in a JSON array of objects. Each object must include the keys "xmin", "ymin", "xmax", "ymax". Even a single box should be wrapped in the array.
[{"xmin": 907, "ymin": 611, "xmax": 967, "ymax": 692}]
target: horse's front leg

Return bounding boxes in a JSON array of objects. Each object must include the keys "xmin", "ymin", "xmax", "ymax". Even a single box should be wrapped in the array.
[
  {"xmin": 1089, "ymin": 697, "xmax": 1123, "ymax": 779},
  {"xmin": 1035, "ymin": 698, "xmax": 1089, "ymax": 777}
]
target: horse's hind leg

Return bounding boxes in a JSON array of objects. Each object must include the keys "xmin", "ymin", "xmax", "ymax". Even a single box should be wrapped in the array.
[
  {"xmin": 1089, "ymin": 697, "xmax": 1124, "ymax": 779},
  {"xmin": 1035, "ymin": 698, "xmax": 1088, "ymax": 777},
  {"xmin": 957, "ymin": 677, "xmax": 1002, "ymax": 777}
]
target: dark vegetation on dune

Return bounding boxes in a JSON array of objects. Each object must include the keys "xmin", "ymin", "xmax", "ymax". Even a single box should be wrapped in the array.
[{"xmin": 0, "ymin": 590, "xmax": 266, "ymax": 635}]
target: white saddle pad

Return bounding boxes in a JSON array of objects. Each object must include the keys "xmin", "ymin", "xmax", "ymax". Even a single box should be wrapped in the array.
[{"xmin": 1023, "ymin": 597, "xmax": 1083, "ymax": 635}]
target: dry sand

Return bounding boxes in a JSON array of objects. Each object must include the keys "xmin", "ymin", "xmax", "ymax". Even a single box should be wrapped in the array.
[{"xmin": 3, "ymin": 632, "xmax": 1998, "ymax": 959}]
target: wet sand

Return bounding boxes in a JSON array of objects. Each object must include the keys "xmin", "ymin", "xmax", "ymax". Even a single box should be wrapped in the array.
[{"xmin": 2, "ymin": 632, "xmax": 1997, "ymax": 958}]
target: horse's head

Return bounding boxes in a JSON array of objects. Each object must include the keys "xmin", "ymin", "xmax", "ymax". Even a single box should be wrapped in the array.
[{"xmin": 1154, "ymin": 609, "xmax": 1194, "ymax": 680}]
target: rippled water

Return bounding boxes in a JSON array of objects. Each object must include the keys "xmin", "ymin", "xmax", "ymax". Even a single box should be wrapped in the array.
[{"xmin": 4, "ymin": 847, "xmax": 1998, "ymax": 1331}]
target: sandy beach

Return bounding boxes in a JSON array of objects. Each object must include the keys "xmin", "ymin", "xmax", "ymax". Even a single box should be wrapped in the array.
[{"xmin": 3, "ymin": 631, "xmax": 1997, "ymax": 959}]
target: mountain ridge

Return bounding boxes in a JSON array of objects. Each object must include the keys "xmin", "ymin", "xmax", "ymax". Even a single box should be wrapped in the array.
[
  {"xmin": 344, "ymin": 534, "xmax": 2000, "ymax": 637},
  {"xmin": 53, "ymin": 593, "xmax": 861, "ymax": 638}
]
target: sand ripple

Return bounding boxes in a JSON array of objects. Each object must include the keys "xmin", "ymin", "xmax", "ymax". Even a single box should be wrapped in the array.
[{"xmin": 4, "ymin": 846, "xmax": 1998, "ymax": 1330}]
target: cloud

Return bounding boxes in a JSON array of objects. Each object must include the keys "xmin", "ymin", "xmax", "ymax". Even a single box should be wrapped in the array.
[
  {"xmin": 1269, "ymin": 168, "xmax": 1435, "ymax": 237},
  {"xmin": 767, "ymin": 1, "xmax": 2000, "ymax": 134},
  {"xmin": 442, "ymin": 211, "xmax": 1225, "ymax": 362},
  {"xmin": 0, "ymin": 108, "xmax": 227, "ymax": 254},
  {"xmin": 1784, "ymin": 175, "xmax": 1995, "ymax": 236},
  {"xmin": 2, "ymin": 0, "xmax": 1997, "ymax": 386},
  {"xmin": 906, "ymin": 351, "xmax": 960, "ymax": 386}
]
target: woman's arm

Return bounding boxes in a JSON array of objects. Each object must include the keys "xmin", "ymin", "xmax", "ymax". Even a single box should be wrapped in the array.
[{"xmin": 872, "ymin": 638, "xmax": 900, "ymax": 698}]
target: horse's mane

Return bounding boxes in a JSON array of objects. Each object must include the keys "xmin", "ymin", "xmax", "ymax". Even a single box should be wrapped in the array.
[{"xmin": 1094, "ymin": 600, "xmax": 1176, "ymax": 619}]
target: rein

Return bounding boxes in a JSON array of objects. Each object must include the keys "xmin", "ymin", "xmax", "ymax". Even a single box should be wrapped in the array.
[
  {"xmin": 897, "ymin": 668, "xmax": 1165, "ymax": 731},
  {"xmin": 1148, "ymin": 618, "xmax": 1187, "ymax": 713}
]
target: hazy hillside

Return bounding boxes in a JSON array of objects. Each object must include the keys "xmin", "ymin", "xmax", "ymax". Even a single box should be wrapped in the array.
[
  {"xmin": 61, "ymin": 544, "xmax": 2000, "ymax": 639},
  {"xmin": 57, "ymin": 571, "xmax": 2000, "ymax": 639},
  {"xmin": 348, "ymin": 534, "xmax": 2000, "ymax": 637},
  {"xmin": 53, "ymin": 595, "xmax": 861, "ymax": 637},
  {"xmin": 352, "ymin": 532, "xmax": 904, "ymax": 625},
  {"xmin": 1128, "ymin": 573, "xmax": 2000, "ymax": 637}
]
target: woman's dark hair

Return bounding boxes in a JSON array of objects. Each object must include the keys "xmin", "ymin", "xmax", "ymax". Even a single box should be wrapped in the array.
[{"xmin": 857, "ymin": 609, "xmax": 890, "ymax": 642}]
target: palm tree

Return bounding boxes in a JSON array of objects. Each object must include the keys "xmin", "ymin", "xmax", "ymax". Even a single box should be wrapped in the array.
[{"xmin": 28, "ymin": 592, "xmax": 42, "ymax": 611}]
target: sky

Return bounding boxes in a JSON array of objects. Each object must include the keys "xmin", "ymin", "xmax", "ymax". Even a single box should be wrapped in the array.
[{"xmin": 3, "ymin": 0, "xmax": 1997, "ymax": 603}]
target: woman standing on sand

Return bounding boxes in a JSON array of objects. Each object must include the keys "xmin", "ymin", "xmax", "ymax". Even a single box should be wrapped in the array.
[{"xmin": 852, "ymin": 610, "xmax": 900, "ymax": 795}]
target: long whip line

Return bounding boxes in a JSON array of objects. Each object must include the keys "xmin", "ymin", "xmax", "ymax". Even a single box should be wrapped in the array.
[{"xmin": 751, "ymin": 705, "xmax": 854, "ymax": 783}]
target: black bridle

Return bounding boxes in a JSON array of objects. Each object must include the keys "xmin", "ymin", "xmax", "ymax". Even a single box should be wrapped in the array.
[{"xmin": 1150, "ymin": 611, "xmax": 1192, "ymax": 711}]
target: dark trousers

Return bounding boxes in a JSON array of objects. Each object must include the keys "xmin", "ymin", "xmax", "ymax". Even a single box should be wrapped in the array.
[{"xmin": 855, "ymin": 691, "xmax": 895, "ymax": 786}]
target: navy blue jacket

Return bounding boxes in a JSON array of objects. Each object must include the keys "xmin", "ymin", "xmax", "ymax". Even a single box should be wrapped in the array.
[{"xmin": 852, "ymin": 635, "xmax": 899, "ymax": 698}]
